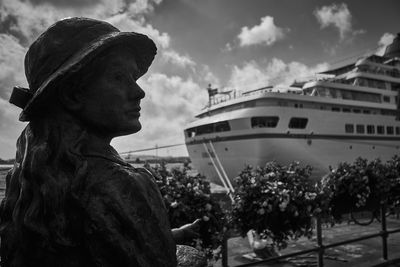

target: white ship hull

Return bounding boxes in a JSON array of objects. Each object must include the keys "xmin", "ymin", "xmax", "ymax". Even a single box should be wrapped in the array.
[
  {"xmin": 186, "ymin": 136, "xmax": 400, "ymax": 185},
  {"xmin": 185, "ymin": 103, "xmax": 400, "ymax": 184}
]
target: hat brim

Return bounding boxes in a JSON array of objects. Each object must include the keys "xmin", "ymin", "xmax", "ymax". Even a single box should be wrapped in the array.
[{"xmin": 20, "ymin": 31, "xmax": 156, "ymax": 121}]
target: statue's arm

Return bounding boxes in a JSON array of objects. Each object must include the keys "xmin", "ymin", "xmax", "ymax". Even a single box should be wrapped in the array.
[{"xmin": 171, "ymin": 219, "xmax": 202, "ymax": 244}]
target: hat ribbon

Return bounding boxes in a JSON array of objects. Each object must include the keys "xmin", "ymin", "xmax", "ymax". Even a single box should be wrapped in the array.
[{"xmin": 9, "ymin": 86, "xmax": 33, "ymax": 109}]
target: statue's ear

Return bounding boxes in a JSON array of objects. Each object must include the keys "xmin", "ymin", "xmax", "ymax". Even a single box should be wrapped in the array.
[{"xmin": 58, "ymin": 87, "xmax": 85, "ymax": 112}]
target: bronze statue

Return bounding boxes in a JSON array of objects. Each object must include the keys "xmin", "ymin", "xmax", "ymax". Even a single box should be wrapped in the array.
[{"xmin": 0, "ymin": 17, "xmax": 205, "ymax": 267}]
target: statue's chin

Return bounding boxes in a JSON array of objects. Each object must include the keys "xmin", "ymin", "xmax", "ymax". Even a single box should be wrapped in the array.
[{"xmin": 112, "ymin": 123, "xmax": 142, "ymax": 137}]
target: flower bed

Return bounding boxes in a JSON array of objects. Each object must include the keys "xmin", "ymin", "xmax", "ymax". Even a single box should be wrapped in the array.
[
  {"xmin": 145, "ymin": 156, "xmax": 400, "ymax": 257},
  {"xmin": 147, "ymin": 162, "xmax": 226, "ymax": 261},
  {"xmin": 321, "ymin": 157, "xmax": 398, "ymax": 220},
  {"xmin": 229, "ymin": 156, "xmax": 400, "ymax": 249},
  {"xmin": 230, "ymin": 162, "xmax": 322, "ymax": 249}
]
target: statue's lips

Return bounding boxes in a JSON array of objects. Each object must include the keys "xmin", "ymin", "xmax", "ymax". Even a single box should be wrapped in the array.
[{"xmin": 126, "ymin": 107, "xmax": 141, "ymax": 117}]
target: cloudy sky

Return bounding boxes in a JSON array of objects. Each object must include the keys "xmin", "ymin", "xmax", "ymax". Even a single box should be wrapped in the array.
[{"xmin": 0, "ymin": 0, "xmax": 399, "ymax": 159}]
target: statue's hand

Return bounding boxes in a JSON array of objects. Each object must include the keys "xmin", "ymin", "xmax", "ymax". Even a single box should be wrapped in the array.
[
  {"xmin": 179, "ymin": 219, "xmax": 202, "ymax": 240},
  {"xmin": 172, "ymin": 219, "xmax": 202, "ymax": 243}
]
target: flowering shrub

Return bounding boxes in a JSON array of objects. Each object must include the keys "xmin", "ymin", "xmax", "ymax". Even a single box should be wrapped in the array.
[
  {"xmin": 321, "ymin": 157, "xmax": 394, "ymax": 220},
  {"xmin": 384, "ymin": 155, "xmax": 400, "ymax": 210},
  {"xmin": 230, "ymin": 161, "xmax": 322, "ymax": 249},
  {"xmin": 146, "ymin": 162, "xmax": 226, "ymax": 261}
]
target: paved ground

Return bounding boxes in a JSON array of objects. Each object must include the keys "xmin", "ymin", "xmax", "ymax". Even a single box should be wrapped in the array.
[{"xmin": 214, "ymin": 216, "xmax": 400, "ymax": 267}]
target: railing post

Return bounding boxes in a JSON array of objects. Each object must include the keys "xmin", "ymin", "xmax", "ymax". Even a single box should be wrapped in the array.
[
  {"xmin": 381, "ymin": 204, "xmax": 388, "ymax": 260},
  {"xmin": 316, "ymin": 216, "xmax": 324, "ymax": 267}
]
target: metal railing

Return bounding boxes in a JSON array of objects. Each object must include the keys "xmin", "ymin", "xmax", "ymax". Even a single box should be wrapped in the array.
[{"xmin": 221, "ymin": 205, "xmax": 400, "ymax": 267}]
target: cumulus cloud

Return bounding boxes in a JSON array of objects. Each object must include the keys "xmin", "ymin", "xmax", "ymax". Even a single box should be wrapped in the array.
[
  {"xmin": 0, "ymin": 0, "xmax": 196, "ymax": 159},
  {"xmin": 314, "ymin": 3, "xmax": 364, "ymax": 41},
  {"xmin": 28, "ymin": 0, "xmax": 102, "ymax": 7},
  {"xmin": 112, "ymin": 73, "xmax": 208, "ymax": 155},
  {"xmin": 0, "ymin": 0, "xmax": 166, "ymax": 45},
  {"xmin": 198, "ymin": 65, "xmax": 220, "ymax": 87},
  {"xmin": 237, "ymin": 16, "xmax": 286, "ymax": 47},
  {"xmin": 227, "ymin": 59, "xmax": 329, "ymax": 91},
  {"xmin": 107, "ymin": 13, "xmax": 170, "ymax": 49},
  {"xmin": 375, "ymin": 32, "xmax": 395, "ymax": 56},
  {"xmin": 161, "ymin": 50, "xmax": 196, "ymax": 69},
  {"xmin": 0, "ymin": 34, "xmax": 27, "ymax": 99}
]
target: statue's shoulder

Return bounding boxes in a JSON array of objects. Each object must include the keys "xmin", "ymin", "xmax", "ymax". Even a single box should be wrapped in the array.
[{"xmin": 84, "ymin": 157, "xmax": 157, "ymax": 193}]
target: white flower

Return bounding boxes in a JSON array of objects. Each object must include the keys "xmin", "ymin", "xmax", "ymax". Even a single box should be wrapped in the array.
[
  {"xmin": 279, "ymin": 202, "xmax": 287, "ymax": 211},
  {"xmin": 203, "ymin": 215, "xmax": 210, "ymax": 221},
  {"xmin": 305, "ymin": 192, "xmax": 317, "ymax": 200},
  {"xmin": 258, "ymin": 208, "xmax": 265, "ymax": 215},
  {"xmin": 171, "ymin": 201, "xmax": 179, "ymax": 208},
  {"xmin": 205, "ymin": 203, "xmax": 212, "ymax": 211}
]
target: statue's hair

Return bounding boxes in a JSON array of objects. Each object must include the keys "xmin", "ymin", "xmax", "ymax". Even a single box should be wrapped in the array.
[
  {"xmin": 0, "ymin": 69, "xmax": 96, "ymax": 266},
  {"xmin": 0, "ymin": 118, "xmax": 89, "ymax": 265},
  {"xmin": 0, "ymin": 45, "xmax": 129, "ymax": 266}
]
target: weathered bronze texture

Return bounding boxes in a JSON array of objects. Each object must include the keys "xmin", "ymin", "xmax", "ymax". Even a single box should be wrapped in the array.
[{"xmin": 1, "ymin": 17, "xmax": 204, "ymax": 267}]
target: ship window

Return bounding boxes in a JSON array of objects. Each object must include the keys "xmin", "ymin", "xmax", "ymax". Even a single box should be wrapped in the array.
[
  {"xmin": 353, "ymin": 109, "xmax": 361, "ymax": 113},
  {"xmin": 345, "ymin": 124, "xmax": 354, "ymax": 133},
  {"xmin": 396, "ymin": 127, "xmax": 400, "ymax": 135},
  {"xmin": 383, "ymin": 96, "xmax": 391, "ymax": 103},
  {"xmin": 356, "ymin": 124, "xmax": 365, "ymax": 134},
  {"xmin": 343, "ymin": 108, "xmax": 351, "ymax": 113},
  {"xmin": 367, "ymin": 125, "xmax": 375, "ymax": 134},
  {"xmin": 332, "ymin": 107, "xmax": 340, "ymax": 112},
  {"xmin": 387, "ymin": 126, "xmax": 394, "ymax": 135},
  {"xmin": 215, "ymin": 121, "xmax": 231, "ymax": 132},
  {"xmin": 188, "ymin": 121, "xmax": 231, "ymax": 136},
  {"xmin": 251, "ymin": 116, "xmax": 279, "ymax": 128},
  {"xmin": 185, "ymin": 128, "xmax": 196, "ymax": 138},
  {"xmin": 377, "ymin": 125, "xmax": 385, "ymax": 134},
  {"xmin": 196, "ymin": 124, "xmax": 214, "ymax": 135},
  {"xmin": 363, "ymin": 110, "xmax": 371, "ymax": 114},
  {"xmin": 289, "ymin": 117, "xmax": 308, "ymax": 129}
]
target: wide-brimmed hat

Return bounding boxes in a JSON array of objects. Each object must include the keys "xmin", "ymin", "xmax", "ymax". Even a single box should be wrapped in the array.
[{"xmin": 9, "ymin": 17, "xmax": 157, "ymax": 121}]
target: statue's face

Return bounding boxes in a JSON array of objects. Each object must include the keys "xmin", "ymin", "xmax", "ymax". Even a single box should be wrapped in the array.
[{"xmin": 78, "ymin": 48, "xmax": 145, "ymax": 137}]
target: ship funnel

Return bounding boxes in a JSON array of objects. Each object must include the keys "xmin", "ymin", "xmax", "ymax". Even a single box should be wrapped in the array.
[{"xmin": 384, "ymin": 33, "xmax": 400, "ymax": 58}]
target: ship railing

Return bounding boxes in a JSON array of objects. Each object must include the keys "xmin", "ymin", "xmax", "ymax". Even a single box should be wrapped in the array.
[
  {"xmin": 209, "ymin": 87, "xmax": 289, "ymax": 107},
  {"xmin": 220, "ymin": 204, "xmax": 400, "ymax": 267},
  {"xmin": 350, "ymin": 68, "xmax": 400, "ymax": 79}
]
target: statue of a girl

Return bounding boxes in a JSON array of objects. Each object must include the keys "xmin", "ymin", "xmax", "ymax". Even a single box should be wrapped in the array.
[{"xmin": 0, "ymin": 17, "xmax": 204, "ymax": 267}]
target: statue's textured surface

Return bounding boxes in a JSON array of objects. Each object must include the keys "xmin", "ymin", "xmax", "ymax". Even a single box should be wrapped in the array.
[{"xmin": 0, "ymin": 17, "xmax": 204, "ymax": 267}]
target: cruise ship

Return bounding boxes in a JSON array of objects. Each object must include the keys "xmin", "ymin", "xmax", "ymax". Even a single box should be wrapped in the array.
[{"xmin": 184, "ymin": 33, "xmax": 400, "ymax": 189}]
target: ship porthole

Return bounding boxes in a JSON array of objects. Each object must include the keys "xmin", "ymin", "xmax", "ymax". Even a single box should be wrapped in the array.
[
  {"xmin": 307, "ymin": 139, "xmax": 312, "ymax": 145},
  {"xmin": 349, "ymin": 145, "xmax": 352, "ymax": 149},
  {"xmin": 225, "ymin": 147, "xmax": 228, "ymax": 151},
  {"xmin": 372, "ymin": 146, "xmax": 375, "ymax": 149}
]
